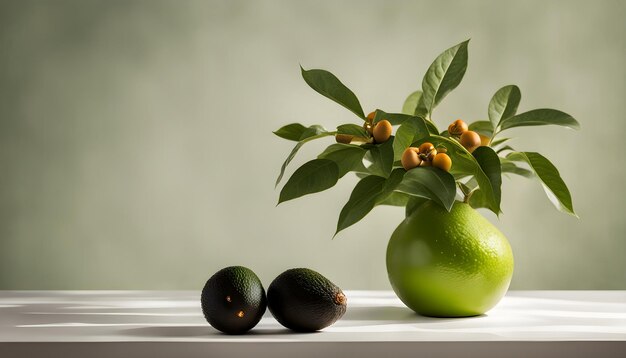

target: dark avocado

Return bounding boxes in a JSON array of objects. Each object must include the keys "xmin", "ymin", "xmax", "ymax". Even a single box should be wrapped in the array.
[
  {"xmin": 267, "ymin": 268, "xmax": 347, "ymax": 332},
  {"xmin": 201, "ymin": 266, "xmax": 266, "ymax": 334}
]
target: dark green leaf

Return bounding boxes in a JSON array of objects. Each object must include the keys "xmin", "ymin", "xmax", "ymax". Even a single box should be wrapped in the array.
[
  {"xmin": 367, "ymin": 138, "xmax": 394, "ymax": 178},
  {"xmin": 405, "ymin": 197, "xmax": 429, "ymax": 217},
  {"xmin": 318, "ymin": 143, "xmax": 368, "ymax": 177},
  {"xmin": 372, "ymin": 110, "xmax": 410, "ymax": 126},
  {"xmin": 488, "ymin": 85, "xmax": 521, "ymax": 129},
  {"xmin": 299, "ymin": 124, "xmax": 327, "ymax": 140},
  {"xmin": 395, "ymin": 167, "xmax": 457, "ymax": 211},
  {"xmin": 499, "ymin": 109, "xmax": 580, "ymax": 131},
  {"xmin": 393, "ymin": 117, "xmax": 430, "ymax": 161},
  {"xmin": 410, "ymin": 135, "xmax": 500, "ymax": 214},
  {"xmin": 275, "ymin": 130, "xmax": 334, "ymax": 186},
  {"xmin": 301, "ymin": 66, "xmax": 365, "ymax": 119},
  {"xmin": 377, "ymin": 168, "xmax": 406, "ymax": 203},
  {"xmin": 379, "ymin": 192, "xmax": 411, "ymax": 207},
  {"xmin": 468, "ymin": 146, "xmax": 502, "ymax": 212},
  {"xmin": 278, "ymin": 159, "xmax": 339, "ymax": 204},
  {"xmin": 421, "ymin": 40, "xmax": 470, "ymax": 117},
  {"xmin": 273, "ymin": 123, "xmax": 307, "ymax": 141},
  {"xmin": 468, "ymin": 120, "xmax": 494, "ymax": 136},
  {"xmin": 337, "ymin": 123, "xmax": 368, "ymax": 137},
  {"xmin": 335, "ymin": 175, "xmax": 386, "ymax": 235},
  {"xmin": 507, "ymin": 152, "xmax": 576, "ymax": 216}
]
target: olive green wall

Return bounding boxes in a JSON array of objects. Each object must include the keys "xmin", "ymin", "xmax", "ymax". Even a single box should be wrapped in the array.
[{"xmin": 1, "ymin": 0, "xmax": 624, "ymax": 290}]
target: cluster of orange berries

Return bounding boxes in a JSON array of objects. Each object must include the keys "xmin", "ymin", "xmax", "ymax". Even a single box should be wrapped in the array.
[
  {"xmin": 336, "ymin": 115, "xmax": 486, "ymax": 174},
  {"xmin": 401, "ymin": 142, "xmax": 451, "ymax": 172},
  {"xmin": 401, "ymin": 119, "xmax": 484, "ymax": 173}
]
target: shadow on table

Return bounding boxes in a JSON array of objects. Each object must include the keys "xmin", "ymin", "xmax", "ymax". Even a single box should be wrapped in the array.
[
  {"xmin": 343, "ymin": 306, "xmax": 485, "ymax": 323},
  {"xmin": 119, "ymin": 307, "xmax": 485, "ymax": 338},
  {"xmin": 121, "ymin": 326, "xmax": 294, "ymax": 338}
]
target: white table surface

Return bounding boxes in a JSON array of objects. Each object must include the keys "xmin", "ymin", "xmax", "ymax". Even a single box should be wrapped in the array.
[{"xmin": 1, "ymin": 290, "xmax": 625, "ymax": 357}]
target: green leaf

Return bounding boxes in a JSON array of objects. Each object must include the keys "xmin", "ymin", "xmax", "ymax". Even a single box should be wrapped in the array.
[
  {"xmin": 402, "ymin": 90, "xmax": 422, "ymax": 115},
  {"xmin": 301, "ymin": 66, "xmax": 365, "ymax": 119},
  {"xmin": 393, "ymin": 117, "xmax": 430, "ymax": 161},
  {"xmin": 372, "ymin": 110, "xmax": 408, "ymax": 126},
  {"xmin": 395, "ymin": 167, "xmax": 457, "ymax": 211},
  {"xmin": 468, "ymin": 146, "xmax": 502, "ymax": 212},
  {"xmin": 335, "ymin": 169, "xmax": 406, "ymax": 235},
  {"xmin": 488, "ymin": 85, "xmax": 521, "ymax": 129},
  {"xmin": 425, "ymin": 120, "xmax": 439, "ymax": 135},
  {"xmin": 299, "ymin": 124, "xmax": 327, "ymax": 140},
  {"xmin": 496, "ymin": 145, "xmax": 515, "ymax": 154},
  {"xmin": 276, "ymin": 142, "xmax": 304, "ymax": 187},
  {"xmin": 468, "ymin": 120, "xmax": 494, "ymax": 136},
  {"xmin": 507, "ymin": 152, "xmax": 576, "ymax": 216},
  {"xmin": 318, "ymin": 143, "xmax": 368, "ymax": 177},
  {"xmin": 377, "ymin": 168, "xmax": 406, "ymax": 203},
  {"xmin": 405, "ymin": 197, "xmax": 429, "ymax": 217},
  {"xmin": 367, "ymin": 138, "xmax": 394, "ymax": 178},
  {"xmin": 337, "ymin": 123, "xmax": 368, "ymax": 137},
  {"xmin": 335, "ymin": 175, "xmax": 386, "ymax": 235},
  {"xmin": 499, "ymin": 109, "xmax": 580, "ymax": 131},
  {"xmin": 378, "ymin": 192, "xmax": 410, "ymax": 207},
  {"xmin": 421, "ymin": 40, "xmax": 470, "ymax": 117},
  {"xmin": 373, "ymin": 109, "xmax": 439, "ymax": 134},
  {"xmin": 278, "ymin": 159, "xmax": 339, "ymax": 204},
  {"xmin": 491, "ymin": 137, "xmax": 511, "ymax": 148},
  {"xmin": 500, "ymin": 157, "xmax": 534, "ymax": 178},
  {"xmin": 273, "ymin": 123, "xmax": 308, "ymax": 141},
  {"xmin": 410, "ymin": 135, "xmax": 500, "ymax": 214},
  {"xmin": 402, "ymin": 90, "xmax": 428, "ymax": 117},
  {"xmin": 275, "ymin": 130, "xmax": 334, "ymax": 186},
  {"xmin": 458, "ymin": 181, "xmax": 477, "ymax": 196}
]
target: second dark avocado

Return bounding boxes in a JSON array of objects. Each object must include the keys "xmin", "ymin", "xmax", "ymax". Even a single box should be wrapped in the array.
[{"xmin": 267, "ymin": 268, "xmax": 347, "ymax": 332}]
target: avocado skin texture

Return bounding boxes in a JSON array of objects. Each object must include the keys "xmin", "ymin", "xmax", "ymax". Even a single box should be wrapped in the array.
[
  {"xmin": 201, "ymin": 266, "xmax": 267, "ymax": 334},
  {"xmin": 267, "ymin": 268, "xmax": 347, "ymax": 332}
]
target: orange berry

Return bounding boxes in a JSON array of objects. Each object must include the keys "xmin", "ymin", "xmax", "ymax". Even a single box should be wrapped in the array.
[
  {"xmin": 401, "ymin": 147, "xmax": 421, "ymax": 170},
  {"xmin": 418, "ymin": 142, "xmax": 434, "ymax": 155},
  {"xmin": 367, "ymin": 111, "xmax": 376, "ymax": 121},
  {"xmin": 418, "ymin": 142, "xmax": 436, "ymax": 161},
  {"xmin": 448, "ymin": 119, "xmax": 468, "ymax": 135},
  {"xmin": 432, "ymin": 153, "xmax": 452, "ymax": 172},
  {"xmin": 460, "ymin": 130, "xmax": 481, "ymax": 153},
  {"xmin": 335, "ymin": 134, "xmax": 353, "ymax": 144},
  {"xmin": 373, "ymin": 119, "xmax": 392, "ymax": 143}
]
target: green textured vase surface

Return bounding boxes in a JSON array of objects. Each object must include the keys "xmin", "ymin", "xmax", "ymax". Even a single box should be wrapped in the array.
[{"xmin": 386, "ymin": 201, "xmax": 514, "ymax": 317}]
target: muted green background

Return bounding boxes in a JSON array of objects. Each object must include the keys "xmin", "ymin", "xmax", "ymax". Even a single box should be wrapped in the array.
[{"xmin": 0, "ymin": 0, "xmax": 624, "ymax": 290}]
